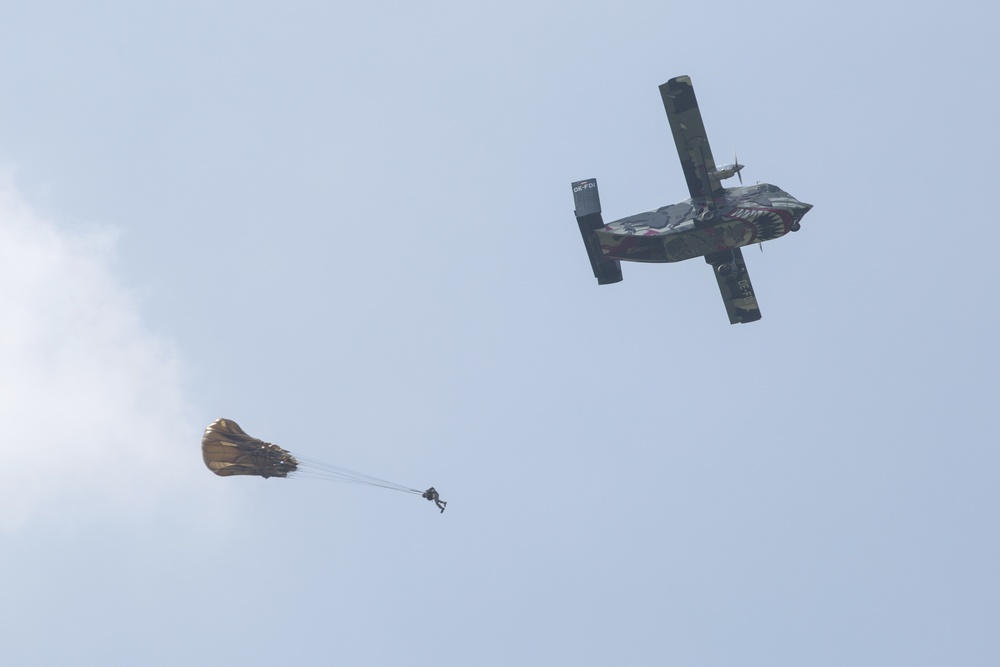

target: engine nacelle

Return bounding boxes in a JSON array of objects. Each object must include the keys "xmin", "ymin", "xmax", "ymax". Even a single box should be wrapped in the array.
[
  {"xmin": 705, "ymin": 249, "xmax": 736, "ymax": 275},
  {"xmin": 711, "ymin": 161, "xmax": 744, "ymax": 182}
]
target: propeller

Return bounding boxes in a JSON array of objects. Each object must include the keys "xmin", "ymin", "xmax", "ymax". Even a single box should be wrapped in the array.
[{"xmin": 711, "ymin": 152, "xmax": 745, "ymax": 183}]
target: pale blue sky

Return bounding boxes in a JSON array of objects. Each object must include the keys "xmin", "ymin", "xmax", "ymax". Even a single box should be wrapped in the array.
[{"xmin": 2, "ymin": 2, "xmax": 998, "ymax": 665}]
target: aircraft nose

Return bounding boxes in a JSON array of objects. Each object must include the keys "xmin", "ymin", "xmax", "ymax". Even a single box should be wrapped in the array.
[{"xmin": 789, "ymin": 201, "xmax": 812, "ymax": 232}]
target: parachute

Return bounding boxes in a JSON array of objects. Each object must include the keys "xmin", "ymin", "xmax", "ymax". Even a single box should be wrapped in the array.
[
  {"xmin": 202, "ymin": 418, "xmax": 298, "ymax": 479},
  {"xmin": 201, "ymin": 419, "xmax": 442, "ymax": 506}
]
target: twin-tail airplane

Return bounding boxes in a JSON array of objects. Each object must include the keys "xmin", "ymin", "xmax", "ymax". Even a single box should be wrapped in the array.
[{"xmin": 572, "ymin": 75, "xmax": 812, "ymax": 324}]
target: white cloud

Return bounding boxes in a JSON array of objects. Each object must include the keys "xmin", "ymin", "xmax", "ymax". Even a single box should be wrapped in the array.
[{"xmin": 0, "ymin": 169, "xmax": 206, "ymax": 532}]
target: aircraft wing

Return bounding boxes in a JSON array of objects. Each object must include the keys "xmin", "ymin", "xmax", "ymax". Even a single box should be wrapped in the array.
[
  {"xmin": 659, "ymin": 76, "xmax": 723, "ymax": 200},
  {"xmin": 708, "ymin": 248, "xmax": 762, "ymax": 324}
]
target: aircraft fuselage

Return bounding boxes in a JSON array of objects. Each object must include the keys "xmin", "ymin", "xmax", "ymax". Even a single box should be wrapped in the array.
[{"xmin": 595, "ymin": 183, "xmax": 812, "ymax": 263}]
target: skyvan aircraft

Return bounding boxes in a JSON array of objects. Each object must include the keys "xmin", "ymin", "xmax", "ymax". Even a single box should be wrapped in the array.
[{"xmin": 572, "ymin": 75, "xmax": 812, "ymax": 324}]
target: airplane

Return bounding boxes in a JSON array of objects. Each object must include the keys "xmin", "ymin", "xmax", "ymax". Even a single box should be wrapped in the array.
[{"xmin": 572, "ymin": 75, "xmax": 812, "ymax": 324}]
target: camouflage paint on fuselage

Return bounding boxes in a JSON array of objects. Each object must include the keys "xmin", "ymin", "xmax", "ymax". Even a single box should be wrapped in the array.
[{"xmin": 595, "ymin": 183, "xmax": 812, "ymax": 263}]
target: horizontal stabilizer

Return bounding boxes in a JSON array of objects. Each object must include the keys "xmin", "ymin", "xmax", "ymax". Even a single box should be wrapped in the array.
[
  {"xmin": 572, "ymin": 179, "xmax": 622, "ymax": 285},
  {"xmin": 572, "ymin": 178, "xmax": 601, "ymax": 217}
]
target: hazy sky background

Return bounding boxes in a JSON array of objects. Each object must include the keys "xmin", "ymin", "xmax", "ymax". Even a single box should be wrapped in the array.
[{"xmin": 2, "ymin": 2, "xmax": 998, "ymax": 665}]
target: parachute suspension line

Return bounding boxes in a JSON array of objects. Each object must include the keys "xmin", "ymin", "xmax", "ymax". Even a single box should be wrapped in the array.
[
  {"xmin": 293, "ymin": 456, "xmax": 423, "ymax": 494},
  {"xmin": 290, "ymin": 467, "xmax": 417, "ymax": 492},
  {"xmin": 296, "ymin": 456, "xmax": 418, "ymax": 490},
  {"xmin": 290, "ymin": 473, "xmax": 419, "ymax": 493},
  {"xmin": 289, "ymin": 470, "xmax": 383, "ymax": 485}
]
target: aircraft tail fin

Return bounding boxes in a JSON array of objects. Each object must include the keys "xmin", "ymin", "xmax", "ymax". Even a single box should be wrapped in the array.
[{"xmin": 572, "ymin": 179, "xmax": 623, "ymax": 285}]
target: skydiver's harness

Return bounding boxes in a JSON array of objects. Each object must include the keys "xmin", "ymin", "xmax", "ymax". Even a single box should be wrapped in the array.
[{"xmin": 423, "ymin": 487, "xmax": 447, "ymax": 513}]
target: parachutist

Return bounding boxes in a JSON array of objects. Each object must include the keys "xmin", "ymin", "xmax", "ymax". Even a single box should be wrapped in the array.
[{"xmin": 423, "ymin": 487, "xmax": 447, "ymax": 513}]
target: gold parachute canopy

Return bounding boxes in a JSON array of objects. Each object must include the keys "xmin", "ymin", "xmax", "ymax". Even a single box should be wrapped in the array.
[{"xmin": 202, "ymin": 418, "xmax": 298, "ymax": 479}]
